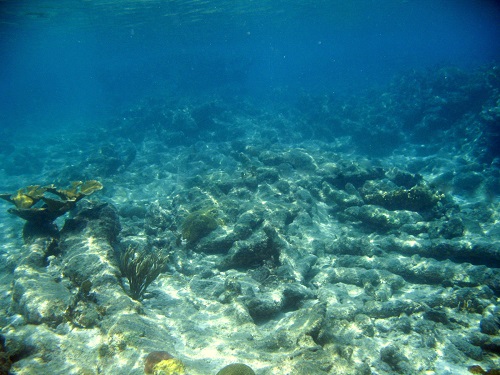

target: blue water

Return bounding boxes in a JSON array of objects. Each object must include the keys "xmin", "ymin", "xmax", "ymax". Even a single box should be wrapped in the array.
[
  {"xmin": 1, "ymin": 3, "xmax": 500, "ymax": 374},
  {"xmin": 0, "ymin": 0, "xmax": 499, "ymax": 130}
]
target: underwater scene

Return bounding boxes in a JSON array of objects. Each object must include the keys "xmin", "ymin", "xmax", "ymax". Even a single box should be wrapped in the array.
[{"xmin": 0, "ymin": 0, "xmax": 500, "ymax": 374}]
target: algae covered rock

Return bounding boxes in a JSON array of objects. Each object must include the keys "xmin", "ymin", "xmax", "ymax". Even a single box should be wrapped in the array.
[
  {"xmin": 216, "ymin": 363, "xmax": 255, "ymax": 375},
  {"xmin": 343, "ymin": 205, "xmax": 422, "ymax": 231},
  {"xmin": 362, "ymin": 184, "xmax": 443, "ymax": 212},
  {"xmin": 219, "ymin": 225, "xmax": 282, "ymax": 270}
]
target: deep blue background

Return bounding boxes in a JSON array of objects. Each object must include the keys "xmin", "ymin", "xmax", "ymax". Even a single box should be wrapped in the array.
[{"xmin": 0, "ymin": 0, "xmax": 499, "ymax": 130}]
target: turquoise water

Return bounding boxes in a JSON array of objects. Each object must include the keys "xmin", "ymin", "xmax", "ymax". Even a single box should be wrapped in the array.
[{"xmin": 0, "ymin": 2, "xmax": 499, "ymax": 375}]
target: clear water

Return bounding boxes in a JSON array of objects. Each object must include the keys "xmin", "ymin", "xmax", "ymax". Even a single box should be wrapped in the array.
[
  {"xmin": 1, "ymin": 2, "xmax": 500, "ymax": 374},
  {"xmin": 0, "ymin": 0, "xmax": 499, "ymax": 130}
]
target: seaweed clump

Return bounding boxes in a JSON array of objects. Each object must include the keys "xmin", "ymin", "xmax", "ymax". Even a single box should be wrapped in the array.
[
  {"xmin": 180, "ymin": 208, "xmax": 219, "ymax": 244},
  {"xmin": 119, "ymin": 245, "xmax": 169, "ymax": 300},
  {"xmin": 0, "ymin": 180, "xmax": 103, "ymax": 242}
]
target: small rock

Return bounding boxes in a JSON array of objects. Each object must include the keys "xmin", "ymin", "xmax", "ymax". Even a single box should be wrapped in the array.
[{"xmin": 480, "ymin": 315, "xmax": 499, "ymax": 335}]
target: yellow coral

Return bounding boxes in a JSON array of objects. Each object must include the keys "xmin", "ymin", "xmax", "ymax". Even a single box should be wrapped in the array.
[
  {"xmin": 152, "ymin": 358, "xmax": 186, "ymax": 375},
  {"xmin": 49, "ymin": 180, "xmax": 103, "ymax": 200},
  {"xmin": 11, "ymin": 190, "xmax": 35, "ymax": 209}
]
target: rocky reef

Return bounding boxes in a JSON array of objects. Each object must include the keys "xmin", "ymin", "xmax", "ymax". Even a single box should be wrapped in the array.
[{"xmin": 0, "ymin": 65, "xmax": 499, "ymax": 375}]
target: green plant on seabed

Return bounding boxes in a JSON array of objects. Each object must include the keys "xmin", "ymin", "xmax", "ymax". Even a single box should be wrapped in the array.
[{"xmin": 119, "ymin": 245, "xmax": 169, "ymax": 300}]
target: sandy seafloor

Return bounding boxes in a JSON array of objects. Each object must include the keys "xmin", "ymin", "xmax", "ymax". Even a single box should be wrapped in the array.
[{"xmin": 0, "ymin": 65, "xmax": 499, "ymax": 375}]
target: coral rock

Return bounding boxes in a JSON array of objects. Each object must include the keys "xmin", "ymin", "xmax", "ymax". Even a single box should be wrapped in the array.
[
  {"xmin": 144, "ymin": 351, "xmax": 173, "ymax": 374},
  {"xmin": 216, "ymin": 363, "xmax": 256, "ymax": 375}
]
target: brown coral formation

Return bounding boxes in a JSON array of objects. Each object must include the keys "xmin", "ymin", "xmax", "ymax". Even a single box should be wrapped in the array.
[
  {"xmin": 0, "ymin": 180, "xmax": 103, "ymax": 223},
  {"xmin": 144, "ymin": 351, "xmax": 174, "ymax": 374},
  {"xmin": 0, "ymin": 180, "xmax": 102, "ymax": 242}
]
